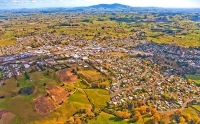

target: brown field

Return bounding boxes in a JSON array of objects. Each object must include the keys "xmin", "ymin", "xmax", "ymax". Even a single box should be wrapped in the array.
[
  {"xmin": 56, "ymin": 68, "xmax": 77, "ymax": 83},
  {"xmin": 0, "ymin": 109, "xmax": 16, "ymax": 124},
  {"xmin": 0, "ymin": 32, "xmax": 3, "ymax": 37},
  {"xmin": 0, "ymin": 110, "xmax": 8, "ymax": 119},
  {"xmin": 46, "ymin": 86, "xmax": 70, "ymax": 105},
  {"xmin": 34, "ymin": 86, "xmax": 70, "ymax": 116},
  {"xmin": 33, "ymin": 95, "xmax": 57, "ymax": 116},
  {"xmin": 28, "ymin": 22, "xmax": 36, "ymax": 25}
]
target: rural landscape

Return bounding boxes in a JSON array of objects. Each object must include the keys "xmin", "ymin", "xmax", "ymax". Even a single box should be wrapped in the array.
[{"xmin": 0, "ymin": 2, "xmax": 200, "ymax": 124}]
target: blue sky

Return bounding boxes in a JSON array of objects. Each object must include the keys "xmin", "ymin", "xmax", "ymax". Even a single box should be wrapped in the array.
[{"xmin": 0, "ymin": 0, "xmax": 200, "ymax": 9}]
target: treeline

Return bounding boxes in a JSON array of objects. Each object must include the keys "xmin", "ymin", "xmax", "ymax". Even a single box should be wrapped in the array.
[{"xmin": 59, "ymin": 23, "xmax": 80, "ymax": 26}]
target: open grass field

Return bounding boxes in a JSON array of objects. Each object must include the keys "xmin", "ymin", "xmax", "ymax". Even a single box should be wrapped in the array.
[
  {"xmin": 192, "ymin": 105, "xmax": 200, "ymax": 111},
  {"xmin": 109, "ymin": 52, "xmax": 126, "ymax": 57},
  {"xmin": 88, "ymin": 112, "xmax": 128, "ymax": 124},
  {"xmin": 0, "ymin": 70, "xmax": 64, "ymax": 123},
  {"xmin": 68, "ymin": 89, "xmax": 90, "ymax": 105},
  {"xmin": 1, "ymin": 12, "xmax": 200, "ymax": 48},
  {"xmin": 33, "ymin": 89, "xmax": 91, "ymax": 124},
  {"xmin": 84, "ymin": 89, "xmax": 110, "ymax": 109},
  {"xmin": 182, "ymin": 107, "xmax": 199, "ymax": 119},
  {"xmin": 148, "ymin": 32, "xmax": 200, "ymax": 47},
  {"xmin": 0, "ymin": 69, "xmax": 96, "ymax": 123},
  {"xmin": 75, "ymin": 79, "xmax": 90, "ymax": 89},
  {"xmin": 0, "ymin": 78, "xmax": 19, "ymax": 97},
  {"xmin": 78, "ymin": 70, "xmax": 104, "ymax": 82},
  {"xmin": 186, "ymin": 74, "xmax": 200, "ymax": 85}
]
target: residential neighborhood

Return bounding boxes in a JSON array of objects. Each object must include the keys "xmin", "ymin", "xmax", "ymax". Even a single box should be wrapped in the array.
[{"xmin": 0, "ymin": 33, "xmax": 199, "ymax": 114}]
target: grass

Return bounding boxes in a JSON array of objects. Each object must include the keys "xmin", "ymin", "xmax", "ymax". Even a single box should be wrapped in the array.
[
  {"xmin": 34, "ymin": 101, "xmax": 88, "ymax": 124},
  {"xmin": 182, "ymin": 107, "xmax": 199, "ymax": 119},
  {"xmin": 192, "ymin": 105, "xmax": 200, "ymax": 111},
  {"xmin": 68, "ymin": 89, "xmax": 90, "ymax": 105},
  {"xmin": 7, "ymin": 95, "xmax": 43, "ymax": 124},
  {"xmin": 88, "ymin": 112, "xmax": 128, "ymax": 124},
  {"xmin": 33, "ymin": 89, "xmax": 92, "ymax": 124},
  {"xmin": 78, "ymin": 70, "xmax": 104, "ymax": 82},
  {"xmin": 147, "ymin": 32, "xmax": 200, "ymax": 48},
  {"xmin": 84, "ymin": 89, "xmax": 110, "ymax": 109},
  {"xmin": 11, "ymin": 76, "xmax": 91, "ymax": 124},
  {"xmin": 142, "ymin": 115, "xmax": 153, "ymax": 124},
  {"xmin": 2, "ymin": 70, "xmax": 94, "ymax": 124},
  {"xmin": 74, "ymin": 79, "xmax": 89, "ymax": 89},
  {"xmin": 109, "ymin": 52, "xmax": 126, "ymax": 57},
  {"xmin": 185, "ymin": 74, "xmax": 200, "ymax": 85},
  {"xmin": 0, "ymin": 70, "xmax": 64, "ymax": 124},
  {"xmin": 0, "ymin": 78, "xmax": 19, "ymax": 97},
  {"xmin": 1, "ymin": 13, "xmax": 200, "ymax": 48}
]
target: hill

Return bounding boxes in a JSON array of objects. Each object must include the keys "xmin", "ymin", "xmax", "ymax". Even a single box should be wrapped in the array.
[{"xmin": 88, "ymin": 3, "xmax": 132, "ymax": 9}]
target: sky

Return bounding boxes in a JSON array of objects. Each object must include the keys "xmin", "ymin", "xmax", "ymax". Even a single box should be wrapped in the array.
[{"xmin": 0, "ymin": 0, "xmax": 200, "ymax": 9}]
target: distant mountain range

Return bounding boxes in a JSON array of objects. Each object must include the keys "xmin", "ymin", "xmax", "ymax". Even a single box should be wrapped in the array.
[
  {"xmin": 1, "ymin": 3, "xmax": 200, "ymax": 13},
  {"xmin": 88, "ymin": 3, "xmax": 132, "ymax": 9}
]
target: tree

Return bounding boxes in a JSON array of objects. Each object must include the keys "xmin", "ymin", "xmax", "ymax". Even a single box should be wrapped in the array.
[
  {"xmin": 175, "ymin": 109, "xmax": 182, "ymax": 115},
  {"xmin": 140, "ymin": 106, "xmax": 147, "ymax": 115},
  {"xmin": 24, "ymin": 72, "xmax": 30, "ymax": 80},
  {"xmin": 115, "ymin": 110, "xmax": 131, "ymax": 119},
  {"xmin": 72, "ymin": 68, "xmax": 77, "ymax": 74},
  {"xmin": 99, "ymin": 83, "xmax": 108, "ymax": 89},
  {"xmin": 193, "ymin": 117, "xmax": 200, "ymax": 124},
  {"xmin": 74, "ymin": 117, "xmax": 82, "ymax": 124},
  {"xmin": 149, "ymin": 107, "xmax": 157, "ymax": 115},
  {"xmin": 183, "ymin": 114, "xmax": 191, "ymax": 122},
  {"xmin": 174, "ymin": 109, "xmax": 182, "ymax": 123},
  {"xmin": 46, "ymin": 69, "xmax": 50, "ymax": 75},
  {"xmin": 153, "ymin": 112, "xmax": 161, "ymax": 123},
  {"xmin": 179, "ymin": 117, "xmax": 186, "ymax": 123},
  {"xmin": 67, "ymin": 117, "xmax": 74, "ymax": 124},
  {"xmin": 133, "ymin": 111, "xmax": 142, "ymax": 121}
]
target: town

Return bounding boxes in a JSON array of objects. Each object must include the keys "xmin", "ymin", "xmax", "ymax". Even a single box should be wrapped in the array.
[{"xmin": 0, "ymin": 33, "xmax": 199, "ymax": 113}]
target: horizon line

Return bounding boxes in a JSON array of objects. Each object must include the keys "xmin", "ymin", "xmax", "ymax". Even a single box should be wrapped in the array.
[{"xmin": 0, "ymin": 3, "xmax": 200, "ymax": 10}]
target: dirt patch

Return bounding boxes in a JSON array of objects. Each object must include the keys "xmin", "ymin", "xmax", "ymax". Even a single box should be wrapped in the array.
[
  {"xmin": 0, "ymin": 32, "xmax": 3, "ymax": 37},
  {"xmin": 34, "ymin": 95, "xmax": 57, "ymax": 116},
  {"xmin": 34, "ymin": 86, "xmax": 70, "ymax": 115},
  {"xmin": 0, "ymin": 109, "xmax": 16, "ymax": 124},
  {"xmin": 28, "ymin": 22, "xmax": 36, "ymax": 25},
  {"xmin": 0, "ymin": 110, "xmax": 8, "ymax": 119},
  {"xmin": 46, "ymin": 86, "xmax": 70, "ymax": 105},
  {"xmin": 56, "ymin": 69, "xmax": 77, "ymax": 84}
]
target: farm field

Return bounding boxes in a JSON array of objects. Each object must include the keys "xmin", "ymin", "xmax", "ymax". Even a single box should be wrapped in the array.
[
  {"xmin": 88, "ymin": 112, "xmax": 128, "ymax": 124},
  {"xmin": 78, "ymin": 70, "xmax": 105, "ymax": 82},
  {"xmin": 0, "ymin": 4, "xmax": 200, "ymax": 124},
  {"xmin": 84, "ymin": 89, "xmax": 110, "ymax": 109},
  {"xmin": 182, "ymin": 107, "xmax": 199, "ymax": 120},
  {"xmin": 34, "ymin": 89, "xmax": 91, "ymax": 124},
  {"xmin": 0, "ymin": 109, "xmax": 16, "ymax": 124},
  {"xmin": 1, "ymin": 10, "xmax": 200, "ymax": 48},
  {"xmin": 34, "ymin": 95, "xmax": 57, "ymax": 116},
  {"xmin": 74, "ymin": 79, "xmax": 90, "ymax": 89},
  {"xmin": 186, "ymin": 74, "xmax": 200, "ymax": 85},
  {"xmin": 56, "ymin": 68, "xmax": 77, "ymax": 84},
  {"xmin": 0, "ymin": 70, "xmax": 65, "ymax": 123},
  {"xmin": 192, "ymin": 105, "xmax": 200, "ymax": 111}
]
